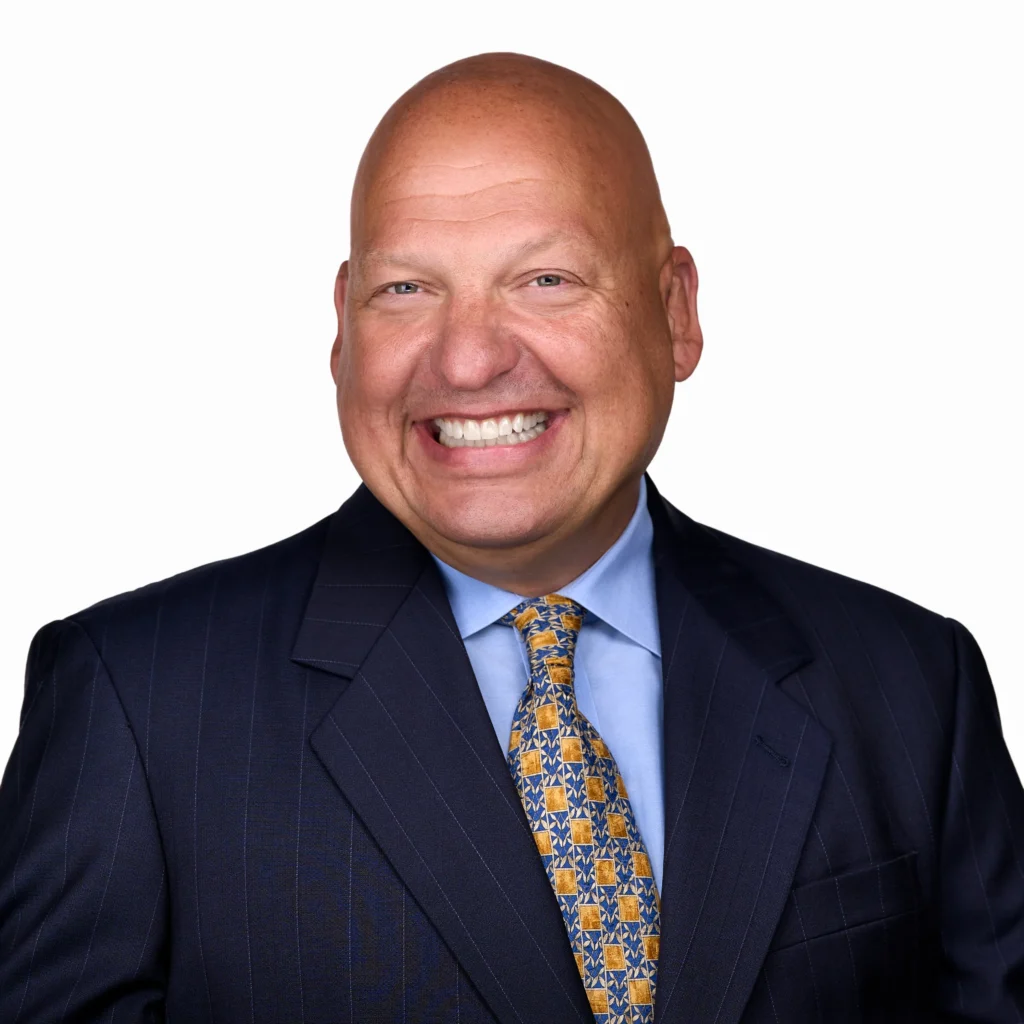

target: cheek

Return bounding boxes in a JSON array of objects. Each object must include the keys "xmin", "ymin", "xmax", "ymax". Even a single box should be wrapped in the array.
[
  {"xmin": 335, "ymin": 338, "xmax": 418, "ymax": 471},
  {"xmin": 337, "ymin": 325, "xmax": 417, "ymax": 418},
  {"xmin": 550, "ymin": 306, "xmax": 673, "ymax": 461},
  {"xmin": 538, "ymin": 305, "xmax": 664, "ymax": 409}
]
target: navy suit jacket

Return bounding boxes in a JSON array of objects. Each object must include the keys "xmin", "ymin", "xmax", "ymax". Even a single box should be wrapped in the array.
[{"xmin": 3, "ymin": 477, "xmax": 1024, "ymax": 1023}]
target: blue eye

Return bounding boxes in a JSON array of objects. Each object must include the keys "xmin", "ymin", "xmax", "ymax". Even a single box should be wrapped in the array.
[
  {"xmin": 533, "ymin": 274, "xmax": 563, "ymax": 287},
  {"xmin": 387, "ymin": 282, "xmax": 419, "ymax": 295}
]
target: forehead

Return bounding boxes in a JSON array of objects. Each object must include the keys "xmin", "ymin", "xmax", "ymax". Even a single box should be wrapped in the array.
[{"xmin": 354, "ymin": 118, "xmax": 625, "ymax": 256}]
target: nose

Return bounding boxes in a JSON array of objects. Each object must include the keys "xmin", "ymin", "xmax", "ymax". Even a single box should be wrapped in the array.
[{"xmin": 430, "ymin": 293, "xmax": 520, "ymax": 391}]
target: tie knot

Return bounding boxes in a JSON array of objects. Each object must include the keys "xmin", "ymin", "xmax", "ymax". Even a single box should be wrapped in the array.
[{"xmin": 502, "ymin": 594, "xmax": 584, "ymax": 669}]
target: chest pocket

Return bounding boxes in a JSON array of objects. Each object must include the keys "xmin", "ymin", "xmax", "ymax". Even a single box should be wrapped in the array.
[{"xmin": 768, "ymin": 850, "xmax": 921, "ymax": 953}]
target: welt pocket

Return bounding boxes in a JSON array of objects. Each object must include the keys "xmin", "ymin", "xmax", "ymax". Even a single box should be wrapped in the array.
[{"xmin": 767, "ymin": 851, "xmax": 921, "ymax": 953}]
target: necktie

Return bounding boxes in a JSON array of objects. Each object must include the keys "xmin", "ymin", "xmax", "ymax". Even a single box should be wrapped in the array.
[{"xmin": 503, "ymin": 594, "xmax": 660, "ymax": 1023}]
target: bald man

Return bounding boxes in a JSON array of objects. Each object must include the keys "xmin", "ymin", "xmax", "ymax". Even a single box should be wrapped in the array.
[{"xmin": 2, "ymin": 52, "xmax": 1023, "ymax": 1024}]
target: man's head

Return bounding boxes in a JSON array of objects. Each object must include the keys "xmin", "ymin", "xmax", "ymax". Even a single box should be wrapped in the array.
[{"xmin": 331, "ymin": 52, "xmax": 702, "ymax": 592}]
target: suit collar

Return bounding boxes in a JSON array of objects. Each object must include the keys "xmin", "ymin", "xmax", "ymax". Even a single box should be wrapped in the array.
[
  {"xmin": 292, "ymin": 475, "xmax": 816, "ymax": 682},
  {"xmin": 292, "ymin": 479, "xmax": 831, "ymax": 1024},
  {"xmin": 290, "ymin": 483, "xmax": 428, "ymax": 678},
  {"xmin": 645, "ymin": 475, "xmax": 812, "ymax": 682}
]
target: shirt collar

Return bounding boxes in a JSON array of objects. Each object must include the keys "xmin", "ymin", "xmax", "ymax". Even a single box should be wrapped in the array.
[{"xmin": 430, "ymin": 476, "xmax": 661, "ymax": 657}]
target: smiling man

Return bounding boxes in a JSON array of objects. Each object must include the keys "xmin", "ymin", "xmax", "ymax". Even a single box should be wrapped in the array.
[{"xmin": 2, "ymin": 52, "xmax": 1023, "ymax": 1024}]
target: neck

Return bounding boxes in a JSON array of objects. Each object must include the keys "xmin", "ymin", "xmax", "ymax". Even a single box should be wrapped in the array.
[{"xmin": 428, "ymin": 477, "xmax": 643, "ymax": 596}]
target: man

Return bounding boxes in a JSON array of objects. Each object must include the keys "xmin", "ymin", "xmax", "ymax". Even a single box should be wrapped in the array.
[{"xmin": 1, "ymin": 50, "xmax": 1022, "ymax": 1023}]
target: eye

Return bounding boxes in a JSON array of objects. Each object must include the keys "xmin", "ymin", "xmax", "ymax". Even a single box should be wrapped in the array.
[
  {"xmin": 531, "ymin": 274, "xmax": 564, "ymax": 287},
  {"xmin": 384, "ymin": 281, "xmax": 420, "ymax": 295}
]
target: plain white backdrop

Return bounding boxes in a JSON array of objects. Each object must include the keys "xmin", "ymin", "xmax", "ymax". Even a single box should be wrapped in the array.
[{"xmin": 1, "ymin": 2, "xmax": 1021, "ymax": 773}]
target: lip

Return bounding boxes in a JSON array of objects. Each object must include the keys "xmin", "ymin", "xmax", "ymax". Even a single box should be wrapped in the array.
[{"xmin": 413, "ymin": 409, "xmax": 569, "ymax": 471}]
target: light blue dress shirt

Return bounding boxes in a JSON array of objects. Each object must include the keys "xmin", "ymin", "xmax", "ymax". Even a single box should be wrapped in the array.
[{"xmin": 431, "ymin": 477, "xmax": 665, "ymax": 892}]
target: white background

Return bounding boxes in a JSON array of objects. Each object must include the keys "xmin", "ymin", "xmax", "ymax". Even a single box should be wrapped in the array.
[{"xmin": 1, "ymin": 2, "xmax": 1021, "ymax": 773}]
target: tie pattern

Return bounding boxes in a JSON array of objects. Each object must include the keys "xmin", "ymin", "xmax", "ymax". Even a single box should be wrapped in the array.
[{"xmin": 503, "ymin": 594, "xmax": 660, "ymax": 1022}]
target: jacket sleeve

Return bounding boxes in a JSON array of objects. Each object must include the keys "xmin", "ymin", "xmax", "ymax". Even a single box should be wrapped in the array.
[
  {"xmin": 0, "ymin": 619, "xmax": 168, "ymax": 1023},
  {"xmin": 936, "ymin": 618, "xmax": 1024, "ymax": 1020}
]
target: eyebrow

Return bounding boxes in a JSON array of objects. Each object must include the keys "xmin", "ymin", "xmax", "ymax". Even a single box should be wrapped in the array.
[{"xmin": 355, "ymin": 229, "xmax": 600, "ymax": 274}]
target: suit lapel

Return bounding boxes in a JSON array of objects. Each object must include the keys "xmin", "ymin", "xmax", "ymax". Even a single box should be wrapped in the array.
[
  {"xmin": 646, "ymin": 479, "xmax": 832, "ymax": 1024},
  {"xmin": 293, "ymin": 486, "xmax": 592, "ymax": 1024}
]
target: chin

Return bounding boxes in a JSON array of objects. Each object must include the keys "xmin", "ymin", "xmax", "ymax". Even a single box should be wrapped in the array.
[{"xmin": 417, "ymin": 491, "xmax": 565, "ymax": 552}]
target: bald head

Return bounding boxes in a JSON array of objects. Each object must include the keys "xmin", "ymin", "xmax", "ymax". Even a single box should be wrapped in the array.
[
  {"xmin": 351, "ymin": 52, "xmax": 672, "ymax": 264},
  {"xmin": 332, "ymin": 52, "xmax": 702, "ymax": 592}
]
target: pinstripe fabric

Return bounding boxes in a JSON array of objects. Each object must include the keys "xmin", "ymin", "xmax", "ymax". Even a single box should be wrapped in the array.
[
  {"xmin": 1, "ymin": 476, "xmax": 1022, "ymax": 1023},
  {"xmin": 0, "ymin": 523, "xmax": 497, "ymax": 1024}
]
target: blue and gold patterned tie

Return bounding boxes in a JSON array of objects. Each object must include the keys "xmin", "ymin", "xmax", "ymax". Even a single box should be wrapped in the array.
[{"xmin": 503, "ymin": 594, "xmax": 660, "ymax": 1022}]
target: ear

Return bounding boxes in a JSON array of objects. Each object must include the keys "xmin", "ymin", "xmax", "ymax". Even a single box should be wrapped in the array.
[
  {"xmin": 330, "ymin": 260, "xmax": 349, "ymax": 384},
  {"xmin": 661, "ymin": 246, "xmax": 703, "ymax": 382}
]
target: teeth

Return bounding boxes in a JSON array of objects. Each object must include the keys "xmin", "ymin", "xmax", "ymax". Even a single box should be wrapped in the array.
[{"xmin": 433, "ymin": 410, "xmax": 551, "ymax": 448}]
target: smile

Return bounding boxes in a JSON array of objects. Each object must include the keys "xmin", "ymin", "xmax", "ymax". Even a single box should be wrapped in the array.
[{"xmin": 432, "ymin": 411, "xmax": 549, "ymax": 448}]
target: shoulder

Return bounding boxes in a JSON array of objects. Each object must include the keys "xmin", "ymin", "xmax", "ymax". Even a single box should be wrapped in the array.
[
  {"xmin": 698, "ymin": 522, "xmax": 956, "ymax": 671},
  {"xmin": 64, "ymin": 513, "xmax": 334, "ymax": 661}
]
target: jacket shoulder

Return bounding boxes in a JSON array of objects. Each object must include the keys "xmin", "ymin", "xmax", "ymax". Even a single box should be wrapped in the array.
[
  {"xmin": 68, "ymin": 513, "xmax": 334, "ymax": 642},
  {"xmin": 702, "ymin": 523, "xmax": 955, "ymax": 655}
]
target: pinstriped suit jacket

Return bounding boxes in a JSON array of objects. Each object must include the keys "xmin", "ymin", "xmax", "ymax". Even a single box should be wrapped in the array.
[{"xmin": 2, "ymin": 476, "xmax": 1023, "ymax": 1023}]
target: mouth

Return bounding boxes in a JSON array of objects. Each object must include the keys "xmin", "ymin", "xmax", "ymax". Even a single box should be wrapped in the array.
[{"xmin": 428, "ymin": 410, "xmax": 553, "ymax": 448}]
